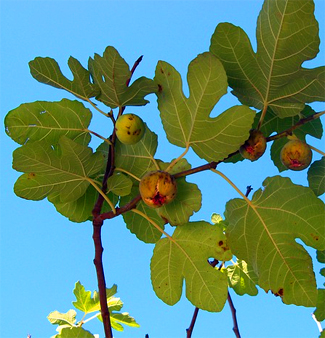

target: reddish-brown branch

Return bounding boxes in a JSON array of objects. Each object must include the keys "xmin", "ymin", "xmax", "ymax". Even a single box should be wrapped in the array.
[
  {"xmin": 93, "ymin": 221, "xmax": 113, "ymax": 338},
  {"xmin": 91, "ymin": 55, "xmax": 145, "ymax": 338},
  {"xmin": 228, "ymin": 291, "xmax": 241, "ymax": 338}
]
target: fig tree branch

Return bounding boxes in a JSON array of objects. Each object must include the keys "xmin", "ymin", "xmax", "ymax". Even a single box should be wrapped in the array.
[
  {"xmin": 90, "ymin": 55, "xmax": 145, "ymax": 338},
  {"xmin": 97, "ymin": 109, "xmax": 324, "ymax": 222}
]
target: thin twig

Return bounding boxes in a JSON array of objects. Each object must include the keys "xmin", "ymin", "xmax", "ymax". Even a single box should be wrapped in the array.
[
  {"xmin": 186, "ymin": 308, "xmax": 199, "ymax": 338},
  {"xmin": 227, "ymin": 291, "xmax": 241, "ymax": 338},
  {"xmin": 225, "ymin": 185, "xmax": 252, "ymax": 338}
]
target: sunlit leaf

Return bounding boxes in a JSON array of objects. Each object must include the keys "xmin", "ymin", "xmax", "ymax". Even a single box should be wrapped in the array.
[
  {"xmin": 314, "ymin": 289, "xmax": 325, "ymax": 321},
  {"xmin": 107, "ymin": 173, "xmax": 133, "ymax": 196},
  {"xmin": 73, "ymin": 281, "xmax": 100, "ymax": 314},
  {"xmin": 110, "ymin": 312, "xmax": 140, "ymax": 332},
  {"xmin": 88, "ymin": 46, "xmax": 157, "ymax": 108},
  {"xmin": 121, "ymin": 187, "xmax": 165, "ymax": 243},
  {"xmin": 225, "ymin": 176, "xmax": 325, "ymax": 306},
  {"xmin": 157, "ymin": 177, "xmax": 202, "ymax": 226},
  {"xmin": 210, "ymin": 0, "xmax": 325, "ymax": 118},
  {"xmin": 151, "ymin": 221, "xmax": 231, "ymax": 311},
  {"xmin": 55, "ymin": 327, "xmax": 95, "ymax": 338},
  {"xmin": 29, "ymin": 56, "xmax": 100, "ymax": 100},
  {"xmin": 5, "ymin": 99, "xmax": 91, "ymax": 146},
  {"xmin": 308, "ymin": 157, "xmax": 325, "ymax": 196},
  {"xmin": 13, "ymin": 136, "xmax": 105, "ymax": 203},
  {"xmin": 155, "ymin": 52, "xmax": 255, "ymax": 162},
  {"xmin": 47, "ymin": 310, "xmax": 77, "ymax": 326},
  {"xmin": 226, "ymin": 259, "xmax": 258, "ymax": 296}
]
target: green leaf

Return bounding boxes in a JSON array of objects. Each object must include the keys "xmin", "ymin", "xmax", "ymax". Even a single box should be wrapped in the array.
[
  {"xmin": 29, "ymin": 56, "xmax": 100, "ymax": 100},
  {"xmin": 317, "ymin": 250, "xmax": 325, "ymax": 263},
  {"xmin": 107, "ymin": 173, "xmax": 133, "ymax": 197},
  {"xmin": 5, "ymin": 99, "xmax": 92, "ymax": 146},
  {"xmin": 225, "ymin": 176, "xmax": 325, "ymax": 306},
  {"xmin": 101, "ymin": 124, "xmax": 158, "ymax": 180},
  {"xmin": 110, "ymin": 312, "xmax": 140, "ymax": 331},
  {"xmin": 121, "ymin": 187, "xmax": 165, "ymax": 243},
  {"xmin": 88, "ymin": 46, "xmax": 157, "ymax": 108},
  {"xmin": 154, "ymin": 52, "xmax": 256, "ymax": 162},
  {"xmin": 157, "ymin": 177, "xmax": 202, "ymax": 226},
  {"xmin": 73, "ymin": 281, "xmax": 100, "ymax": 314},
  {"xmin": 210, "ymin": 0, "xmax": 325, "ymax": 118},
  {"xmin": 157, "ymin": 159, "xmax": 202, "ymax": 226},
  {"xmin": 55, "ymin": 327, "xmax": 95, "ymax": 338},
  {"xmin": 226, "ymin": 260, "xmax": 258, "ymax": 296},
  {"xmin": 47, "ymin": 310, "xmax": 77, "ymax": 326},
  {"xmin": 151, "ymin": 221, "xmax": 231, "ymax": 312},
  {"xmin": 314, "ymin": 289, "xmax": 325, "ymax": 321},
  {"xmin": 211, "ymin": 213, "xmax": 223, "ymax": 224},
  {"xmin": 308, "ymin": 157, "xmax": 325, "ymax": 196},
  {"xmin": 13, "ymin": 136, "xmax": 104, "ymax": 203}
]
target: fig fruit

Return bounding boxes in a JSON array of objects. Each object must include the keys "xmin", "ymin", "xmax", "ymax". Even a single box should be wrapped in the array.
[
  {"xmin": 115, "ymin": 113, "xmax": 145, "ymax": 145},
  {"xmin": 239, "ymin": 129, "xmax": 267, "ymax": 161},
  {"xmin": 139, "ymin": 171, "xmax": 177, "ymax": 208},
  {"xmin": 280, "ymin": 139, "xmax": 312, "ymax": 171}
]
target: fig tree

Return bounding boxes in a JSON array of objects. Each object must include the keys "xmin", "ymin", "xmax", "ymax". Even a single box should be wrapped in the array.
[
  {"xmin": 239, "ymin": 129, "xmax": 266, "ymax": 161},
  {"xmin": 139, "ymin": 171, "xmax": 177, "ymax": 208},
  {"xmin": 115, "ymin": 113, "xmax": 145, "ymax": 145},
  {"xmin": 280, "ymin": 139, "xmax": 312, "ymax": 171}
]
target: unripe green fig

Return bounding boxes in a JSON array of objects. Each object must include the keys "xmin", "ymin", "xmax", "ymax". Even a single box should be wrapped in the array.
[
  {"xmin": 115, "ymin": 113, "xmax": 145, "ymax": 145},
  {"xmin": 239, "ymin": 129, "xmax": 267, "ymax": 161},
  {"xmin": 139, "ymin": 171, "xmax": 177, "ymax": 208},
  {"xmin": 280, "ymin": 139, "xmax": 312, "ymax": 171}
]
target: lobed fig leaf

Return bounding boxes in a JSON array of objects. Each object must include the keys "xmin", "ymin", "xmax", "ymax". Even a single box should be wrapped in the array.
[
  {"xmin": 210, "ymin": 0, "xmax": 325, "ymax": 118},
  {"xmin": 225, "ymin": 175, "xmax": 325, "ymax": 307},
  {"xmin": 5, "ymin": 99, "xmax": 92, "ymax": 146},
  {"xmin": 29, "ymin": 56, "xmax": 100, "ymax": 100},
  {"xmin": 88, "ymin": 46, "xmax": 157, "ymax": 108},
  {"xmin": 155, "ymin": 52, "xmax": 256, "ymax": 162},
  {"xmin": 151, "ymin": 221, "xmax": 231, "ymax": 311}
]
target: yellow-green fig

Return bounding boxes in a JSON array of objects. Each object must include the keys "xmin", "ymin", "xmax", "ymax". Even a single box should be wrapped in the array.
[
  {"xmin": 239, "ymin": 129, "xmax": 267, "ymax": 161},
  {"xmin": 280, "ymin": 139, "xmax": 312, "ymax": 171},
  {"xmin": 139, "ymin": 171, "xmax": 177, "ymax": 208},
  {"xmin": 115, "ymin": 113, "xmax": 145, "ymax": 145}
]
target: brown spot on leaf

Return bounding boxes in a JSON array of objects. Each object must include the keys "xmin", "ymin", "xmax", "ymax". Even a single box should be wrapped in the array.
[
  {"xmin": 27, "ymin": 173, "xmax": 36, "ymax": 179},
  {"xmin": 311, "ymin": 233, "xmax": 319, "ymax": 241},
  {"xmin": 272, "ymin": 288, "xmax": 284, "ymax": 298}
]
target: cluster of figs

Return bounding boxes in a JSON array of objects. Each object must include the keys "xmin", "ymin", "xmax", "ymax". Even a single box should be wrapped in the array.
[
  {"xmin": 115, "ymin": 114, "xmax": 312, "ymax": 209},
  {"xmin": 239, "ymin": 129, "xmax": 312, "ymax": 170},
  {"xmin": 115, "ymin": 113, "xmax": 177, "ymax": 209}
]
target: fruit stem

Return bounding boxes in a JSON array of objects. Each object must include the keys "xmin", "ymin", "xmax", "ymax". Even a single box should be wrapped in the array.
[
  {"xmin": 165, "ymin": 145, "xmax": 190, "ymax": 172},
  {"xmin": 86, "ymin": 98, "xmax": 111, "ymax": 118},
  {"xmin": 114, "ymin": 167, "xmax": 141, "ymax": 181},
  {"xmin": 86, "ymin": 129, "xmax": 112, "ymax": 145},
  {"xmin": 211, "ymin": 169, "xmax": 251, "ymax": 204},
  {"xmin": 131, "ymin": 209, "xmax": 174, "ymax": 241},
  {"xmin": 309, "ymin": 145, "xmax": 325, "ymax": 157},
  {"xmin": 88, "ymin": 178, "xmax": 116, "ymax": 214},
  {"xmin": 257, "ymin": 105, "xmax": 268, "ymax": 130}
]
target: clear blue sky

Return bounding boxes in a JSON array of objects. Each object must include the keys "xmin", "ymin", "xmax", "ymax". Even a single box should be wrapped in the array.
[{"xmin": 1, "ymin": 1, "xmax": 324, "ymax": 337}]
